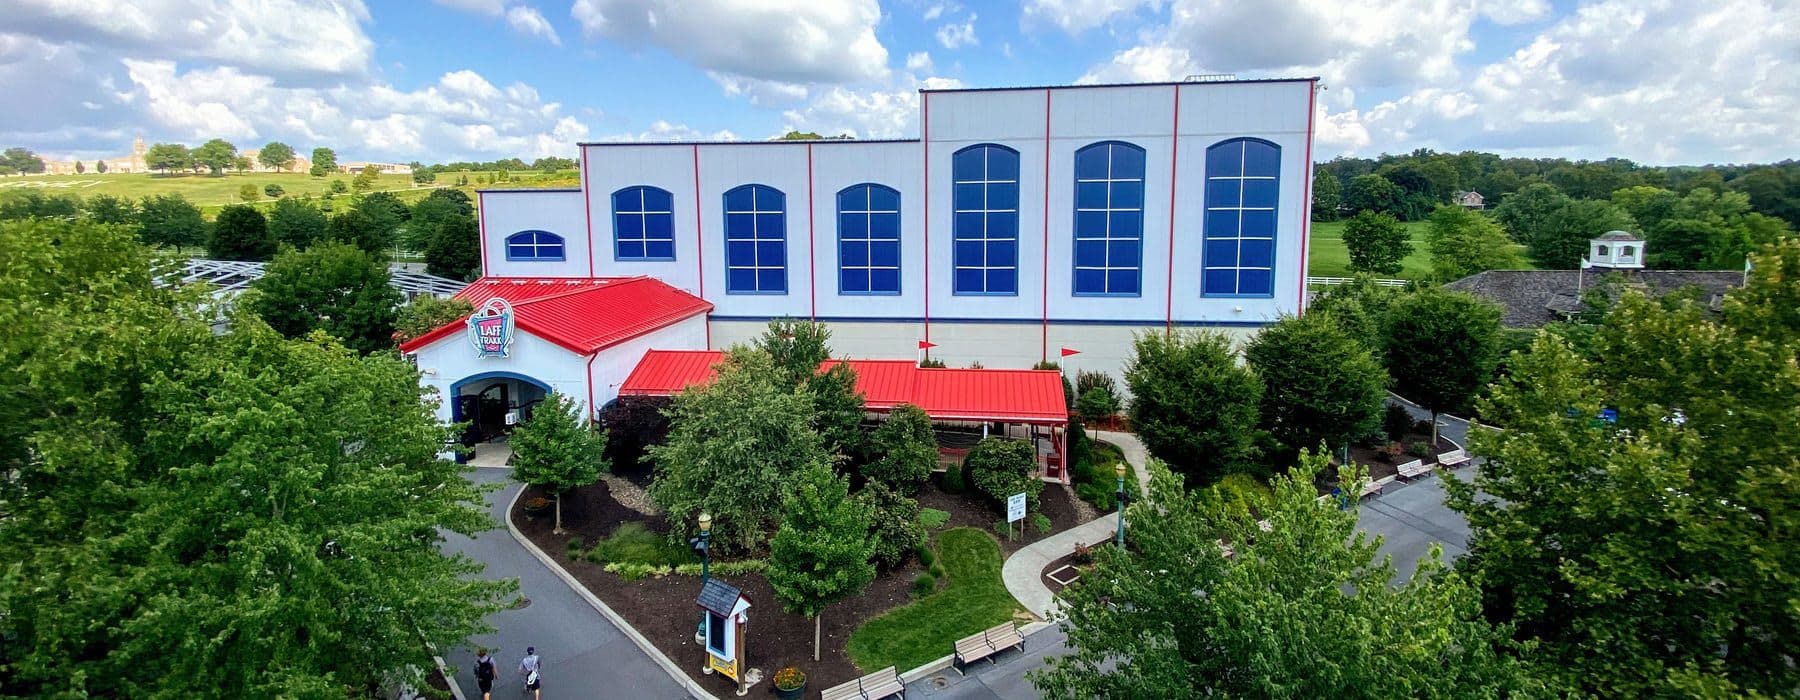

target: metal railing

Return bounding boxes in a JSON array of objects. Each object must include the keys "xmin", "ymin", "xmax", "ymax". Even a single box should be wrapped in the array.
[{"xmin": 1305, "ymin": 276, "xmax": 1409, "ymax": 288}]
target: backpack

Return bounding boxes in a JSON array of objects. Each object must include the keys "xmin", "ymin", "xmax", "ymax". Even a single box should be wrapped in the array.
[{"xmin": 475, "ymin": 657, "xmax": 495, "ymax": 681}]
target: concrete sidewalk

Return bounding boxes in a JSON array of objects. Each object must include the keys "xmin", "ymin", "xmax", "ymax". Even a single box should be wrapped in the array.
[{"xmin": 1000, "ymin": 515, "xmax": 1120, "ymax": 620}]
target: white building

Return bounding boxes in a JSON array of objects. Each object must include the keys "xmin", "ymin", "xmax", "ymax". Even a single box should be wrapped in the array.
[{"xmin": 460, "ymin": 78, "xmax": 1318, "ymax": 380}]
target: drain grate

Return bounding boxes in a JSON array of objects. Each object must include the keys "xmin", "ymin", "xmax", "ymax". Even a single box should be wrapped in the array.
[{"xmin": 929, "ymin": 676, "xmax": 950, "ymax": 689}]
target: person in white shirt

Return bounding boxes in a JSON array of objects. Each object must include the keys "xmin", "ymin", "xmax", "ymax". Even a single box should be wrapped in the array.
[{"xmin": 518, "ymin": 646, "xmax": 542, "ymax": 699}]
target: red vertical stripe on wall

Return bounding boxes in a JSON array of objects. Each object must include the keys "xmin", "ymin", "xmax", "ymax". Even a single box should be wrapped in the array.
[
  {"xmin": 477, "ymin": 190, "xmax": 488, "ymax": 276},
  {"xmin": 692, "ymin": 144, "xmax": 709, "ymax": 348},
  {"xmin": 1165, "ymin": 84, "xmax": 1182, "ymax": 337},
  {"xmin": 580, "ymin": 145, "xmax": 596, "ymax": 277},
  {"xmin": 1040, "ymin": 89, "xmax": 1052, "ymax": 363},
  {"xmin": 807, "ymin": 143, "xmax": 817, "ymax": 320},
  {"xmin": 1298, "ymin": 81, "xmax": 1317, "ymax": 314},
  {"xmin": 922, "ymin": 92, "xmax": 932, "ymax": 348}
]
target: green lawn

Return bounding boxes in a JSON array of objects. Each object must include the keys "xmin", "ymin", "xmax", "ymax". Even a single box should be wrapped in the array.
[
  {"xmin": 0, "ymin": 171, "xmax": 429, "ymax": 208},
  {"xmin": 846, "ymin": 527, "xmax": 1020, "ymax": 672},
  {"xmin": 1306, "ymin": 220, "xmax": 1436, "ymax": 280}
]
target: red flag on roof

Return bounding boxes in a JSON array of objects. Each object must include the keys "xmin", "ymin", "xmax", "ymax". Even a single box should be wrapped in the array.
[
  {"xmin": 919, "ymin": 340, "xmax": 937, "ymax": 349},
  {"xmin": 1060, "ymin": 347, "xmax": 1081, "ymax": 357}
]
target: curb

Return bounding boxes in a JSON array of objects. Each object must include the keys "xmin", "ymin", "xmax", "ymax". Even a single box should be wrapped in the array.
[
  {"xmin": 501, "ymin": 485, "xmax": 720, "ymax": 700},
  {"xmin": 895, "ymin": 621, "xmax": 1054, "ymax": 684},
  {"xmin": 432, "ymin": 654, "xmax": 468, "ymax": 700}
]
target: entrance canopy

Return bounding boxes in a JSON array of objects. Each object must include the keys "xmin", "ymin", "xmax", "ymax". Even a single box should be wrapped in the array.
[{"xmin": 619, "ymin": 350, "xmax": 1069, "ymax": 425}]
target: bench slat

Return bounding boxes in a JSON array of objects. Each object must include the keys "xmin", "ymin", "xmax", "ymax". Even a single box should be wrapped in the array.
[{"xmin": 820, "ymin": 680, "xmax": 863, "ymax": 700}]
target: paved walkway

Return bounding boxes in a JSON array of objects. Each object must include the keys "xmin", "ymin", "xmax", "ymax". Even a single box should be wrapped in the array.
[
  {"xmin": 439, "ymin": 468, "xmax": 695, "ymax": 699},
  {"xmin": 1087, "ymin": 429, "xmax": 1150, "ymax": 496}
]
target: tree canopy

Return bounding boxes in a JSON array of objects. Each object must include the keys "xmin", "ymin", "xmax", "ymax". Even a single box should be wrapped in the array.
[
  {"xmin": 1124, "ymin": 330, "xmax": 1263, "ymax": 485},
  {"xmin": 269, "ymin": 195, "xmax": 329, "ymax": 250},
  {"xmin": 310, "ymin": 147, "xmax": 337, "ymax": 177},
  {"xmin": 258, "ymin": 141, "xmax": 296, "ymax": 170},
  {"xmin": 1341, "ymin": 209, "xmax": 1412, "ymax": 275},
  {"xmin": 510, "ymin": 392, "xmax": 608, "ymax": 534},
  {"xmin": 1425, "ymin": 204, "xmax": 1524, "ymax": 281},
  {"xmin": 1382, "ymin": 287, "xmax": 1502, "ymax": 439},
  {"xmin": 136, "ymin": 193, "xmax": 206, "ymax": 251},
  {"xmin": 862, "ymin": 404, "xmax": 936, "ymax": 494},
  {"xmin": 1244, "ymin": 312, "xmax": 1387, "ymax": 454},
  {"xmin": 208, "ymin": 203, "xmax": 276, "ymax": 261},
  {"xmin": 768, "ymin": 462, "xmax": 875, "ymax": 661},
  {"xmin": 246, "ymin": 242, "xmax": 401, "ymax": 354},
  {"xmin": 193, "ymin": 138, "xmax": 238, "ymax": 176}
]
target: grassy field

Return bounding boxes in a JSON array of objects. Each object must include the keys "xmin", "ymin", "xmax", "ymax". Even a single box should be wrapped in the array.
[
  {"xmin": 0, "ymin": 171, "xmax": 443, "ymax": 216},
  {"xmin": 1306, "ymin": 220, "xmax": 1437, "ymax": 280},
  {"xmin": 846, "ymin": 527, "xmax": 1020, "ymax": 672}
]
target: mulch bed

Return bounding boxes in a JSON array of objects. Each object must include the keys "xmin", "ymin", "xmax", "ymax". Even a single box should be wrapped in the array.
[
  {"xmin": 1039, "ymin": 549, "xmax": 1098, "ymax": 596},
  {"xmin": 1344, "ymin": 433, "xmax": 1457, "ymax": 484},
  {"xmin": 512, "ymin": 472, "xmax": 1089, "ymax": 696}
]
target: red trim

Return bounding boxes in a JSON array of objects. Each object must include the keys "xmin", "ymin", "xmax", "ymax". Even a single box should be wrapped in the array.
[
  {"xmin": 580, "ymin": 145, "xmax": 595, "ymax": 277},
  {"xmin": 692, "ymin": 145, "xmax": 710, "ymax": 347},
  {"xmin": 585, "ymin": 352, "xmax": 599, "ymax": 421},
  {"xmin": 477, "ymin": 190, "xmax": 488, "ymax": 276},
  {"xmin": 1165, "ymin": 84, "xmax": 1182, "ymax": 337},
  {"xmin": 1298, "ymin": 81, "xmax": 1317, "ymax": 314},
  {"xmin": 807, "ymin": 142, "xmax": 817, "ymax": 320},
  {"xmin": 921, "ymin": 92, "xmax": 932, "ymax": 353},
  {"xmin": 1040, "ymin": 88, "xmax": 1052, "ymax": 363}
]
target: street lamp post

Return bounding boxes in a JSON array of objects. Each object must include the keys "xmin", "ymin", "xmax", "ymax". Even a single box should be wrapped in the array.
[
  {"xmin": 1114, "ymin": 462, "xmax": 1128, "ymax": 547},
  {"xmin": 692, "ymin": 512, "xmax": 712, "ymax": 644}
]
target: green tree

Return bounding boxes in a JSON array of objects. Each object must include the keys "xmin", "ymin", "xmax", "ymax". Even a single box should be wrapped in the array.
[
  {"xmin": 74, "ymin": 160, "xmax": 84, "ymax": 174},
  {"xmin": 1244, "ymin": 312, "xmax": 1387, "ymax": 455},
  {"xmin": 1344, "ymin": 173, "xmax": 1405, "ymax": 217},
  {"xmin": 0, "ymin": 192, "xmax": 81, "ymax": 220},
  {"xmin": 354, "ymin": 164, "xmax": 381, "ymax": 192},
  {"xmin": 425, "ymin": 215, "xmax": 483, "ymax": 280},
  {"xmin": 1492, "ymin": 182, "xmax": 1570, "ymax": 243},
  {"xmin": 1311, "ymin": 169, "xmax": 1342, "ymax": 221},
  {"xmin": 328, "ymin": 178, "xmax": 349, "ymax": 194},
  {"xmin": 1529, "ymin": 198, "xmax": 1636, "ymax": 269},
  {"xmin": 83, "ymin": 194, "xmax": 137, "ymax": 226},
  {"xmin": 408, "ymin": 190, "xmax": 472, "ymax": 251},
  {"xmin": 511, "ymin": 392, "xmax": 609, "ymax": 534},
  {"xmin": 207, "ymin": 203, "xmax": 276, "ymax": 261},
  {"xmin": 768, "ymin": 462, "xmax": 875, "ymax": 661},
  {"xmin": 257, "ymin": 141, "xmax": 296, "ymax": 171},
  {"xmin": 864, "ymin": 404, "xmax": 936, "ymax": 493},
  {"xmin": 1032, "ymin": 455, "xmax": 1538, "ymax": 698},
  {"xmin": 328, "ymin": 209, "xmax": 392, "ymax": 257},
  {"xmin": 1123, "ymin": 330, "xmax": 1263, "ymax": 485},
  {"xmin": 238, "ymin": 183, "xmax": 260, "ymax": 202},
  {"xmin": 233, "ymin": 155, "xmax": 252, "ymax": 173},
  {"xmin": 809, "ymin": 360, "xmax": 868, "ymax": 459},
  {"xmin": 269, "ymin": 196, "xmax": 329, "ymax": 250},
  {"xmin": 757, "ymin": 317, "xmax": 833, "ymax": 389},
  {"xmin": 0, "ymin": 218, "xmax": 512, "ymax": 697},
  {"xmin": 2, "ymin": 146, "xmax": 46, "ymax": 173},
  {"xmin": 1447, "ymin": 243, "xmax": 1800, "ymax": 694},
  {"xmin": 310, "ymin": 146, "xmax": 338, "ymax": 176},
  {"xmin": 1425, "ymin": 204, "xmax": 1525, "ymax": 281},
  {"xmin": 1341, "ymin": 210, "xmax": 1411, "ymax": 275},
  {"xmin": 264, "ymin": 183, "xmax": 284, "ymax": 198},
  {"xmin": 857, "ymin": 482, "xmax": 925, "ymax": 571},
  {"xmin": 144, "ymin": 142, "xmax": 193, "ymax": 174},
  {"xmin": 965, "ymin": 437, "xmax": 1043, "ymax": 511},
  {"xmin": 412, "ymin": 169, "xmax": 437, "ymax": 184},
  {"xmin": 1382, "ymin": 288, "xmax": 1502, "ymax": 444},
  {"xmin": 395, "ymin": 295, "xmax": 473, "ymax": 344},
  {"xmin": 193, "ymin": 138, "xmax": 238, "ymax": 176},
  {"xmin": 94, "ymin": 158, "xmax": 106, "ymax": 173},
  {"xmin": 246, "ymin": 242, "xmax": 401, "ymax": 354},
  {"xmin": 136, "ymin": 194, "xmax": 205, "ymax": 251},
  {"xmin": 647, "ymin": 349, "xmax": 829, "ymax": 554}
]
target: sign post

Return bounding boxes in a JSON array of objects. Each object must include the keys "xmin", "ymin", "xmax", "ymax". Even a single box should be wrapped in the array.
[{"xmin": 1006, "ymin": 492, "xmax": 1026, "ymax": 541}]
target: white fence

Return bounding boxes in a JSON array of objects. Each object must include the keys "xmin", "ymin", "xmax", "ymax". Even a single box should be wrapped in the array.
[{"xmin": 1305, "ymin": 276, "xmax": 1410, "ymax": 288}]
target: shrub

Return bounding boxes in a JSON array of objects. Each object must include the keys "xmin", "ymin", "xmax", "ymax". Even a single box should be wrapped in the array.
[
  {"xmin": 773, "ymin": 667, "xmax": 805, "ymax": 691},
  {"xmin": 1075, "ymin": 369, "xmax": 1117, "ymax": 397},
  {"xmin": 587, "ymin": 522, "xmax": 691, "ymax": 566},
  {"xmin": 966, "ymin": 437, "xmax": 1042, "ymax": 511},
  {"xmin": 864, "ymin": 404, "xmax": 936, "ymax": 493},
  {"xmin": 238, "ymin": 183, "xmax": 260, "ymax": 202},
  {"xmin": 1071, "ymin": 542, "xmax": 1094, "ymax": 565},
  {"xmin": 919, "ymin": 508, "xmax": 950, "ymax": 530},
  {"xmin": 327, "ymin": 179, "xmax": 348, "ymax": 194},
  {"xmin": 1377, "ymin": 442, "xmax": 1404, "ymax": 463},
  {"xmin": 1383, "ymin": 404, "xmax": 1414, "ymax": 441},
  {"xmin": 1413, "ymin": 419, "xmax": 1434, "ymax": 436},
  {"xmin": 263, "ymin": 184, "xmax": 285, "ymax": 198},
  {"xmin": 918, "ymin": 357, "xmax": 946, "ymax": 368},
  {"xmin": 940, "ymin": 463, "xmax": 966, "ymax": 494},
  {"xmin": 916, "ymin": 545, "xmax": 936, "ymax": 568},
  {"xmin": 521, "ymin": 497, "xmax": 553, "ymax": 515},
  {"xmin": 993, "ymin": 519, "xmax": 1019, "ymax": 539},
  {"xmin": 672, "ymin": 560, "xmax": 767, "ymax": 577},
  {"xmin": 1075, "ymin": 384, "xmax": 1120, "ymax": 421},
  {"xmin": 929, "ymin": 562, "xmax": 945, "ymax": 578},
  {"xmin": 1205, "ymin": 473, "xmax": 1271, "ymax": 519},
  {"xmin": 1030, "ymin": 513, "xmax": 1053, "ymax": 535},
  {"xmin": 565, "ymin": 537, "xmax": 584, "ymax": 560},
  {"xmin": 911, "ymin": 573, "xmax": 937, "ymax": 598},
  {"xmin": 1410, "ymin": 441, "xmax": 1436, "ymax": 458},
  {"xmin": 859, "ymin": 482, "xmax": 926, "ymax": 570}
]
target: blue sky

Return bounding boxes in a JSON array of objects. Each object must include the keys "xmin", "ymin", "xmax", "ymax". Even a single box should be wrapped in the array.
[{"xmin": 5, "ymin": 0, "xmax": 1796, "ymax": 165}]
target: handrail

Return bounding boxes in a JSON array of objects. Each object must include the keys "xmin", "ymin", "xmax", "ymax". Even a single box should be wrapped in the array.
[{"xmin": 1305, "ymin": 276, "xmax": 1409, "ymax": 288}]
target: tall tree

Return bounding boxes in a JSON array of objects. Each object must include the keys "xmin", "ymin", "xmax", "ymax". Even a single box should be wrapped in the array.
[
  {"xmin": 0, "ymin": 192, "xmax": 81, "ymax": 220},
  {"xmin": 193, "ymin": 138, "xmax": 238, "ymax": 176},
  {"xmin": 83, "ymin": 194, "xmax": 137, "ymax": 226},
  {"xmin": 1341, "ymin": 210, "xmax": 1412, "ymax": 275},
  {"xmin": 757, "ymin": 318, "xmax": 833, "ymax": 389},
  {"xmin": 310, "ymin": 147, "xmax": 337, "ymax": 177},
  {"xmin": 0, "ymin": 218, "xmax": 512, "ymax": 697},
  {"xmin": 864, "ymin": 404, "xmax": 937, "ymax": 494},
  {"xmin": 136, "ymin": 194, "xmax": 205, "ymax": 251},
  {"xmin": 768, "ymin": 462, "xmax": 875, "ymax": 661},
  {"xmin": 1492, "ymin": 182, "xmax": 1570, "ymax": 243},
  {"xmin": 1447, "ymin": 241, "xmax": 1800, "ymax": 695},
  {"xmin": 647, "ymin": 349, "xmax": 829, "ymax": 554},
  {"xmin": 269, "ymin": 195, "xmax": 329, "ymax": 250},
  {"xmin": 1529, "ymin": 198, "xmax": 1636, "ymax": 269},
  {"xmin": 395, "ymin": 295, "xmax": 473, "ymax": 344},
  {"xmin": 1381, "ymin": 287, "xmax": 1502, "ymax": 444},
  {"xmin": 510, "ymin": 392, "xmax": 609, "ymax": 534},
  {"xmin": 353, "ymin": 164, "xmax": 381, "ymax": 193},
  {"xmin": 94, "ymin": 158, "xmax": 107, "ymax": 173},
  {"xmin": 207, "ymin": 204, "xmax": 276, "ymax": 261},
  {"xmin": 1124, "ymin": 330, "xmax": 1263, "ymax": 485},
  {"xmin": 1033, "ymin": 455, "xmax": 1539, "ymax": 699},
  {"xmin": 246, "ymin": 242, "xmax": 401, "ymax": 354},
  {"xmin": 1425, "ymin": 204, "xmax": 1525, "ymax": 282},
  {"xmin": 328, "ymin": 209, "xmax": 393, "ymax": 257},
  {"xmin": 257, "ymin": 141, "xmax": 296, "ymax": 171},
  {"xmin": 807, "ymin": 361, "xmax": 867, "ymax": 460},
  {"xmin": 424, "ymin": 215, "xmax": 482, "ymax": 280},
  {"xmin": 1244, "ymin": 312, "xmax": 1387, "ymax": 455},
  {"xmin": 2, "ymin": 146, "xmax": 46, "ymax": 173},
  {"xmin": 144, "ymin": 142, "xmax": 193, "ymax": 174},
  {"xmin": 1311, "ymin": 169, "xmax": 1342, "ymax": 222},
  {"xmin": 74, "ymin": 160, "xmax": 84, "ymax": 174},
  {"xmin": 408, "ymin": 190, "xmax": 471, "ymax": 251},
  {"xmin": 1344, "ymin": 173, "xmax": 1405, "ymax": 218}
]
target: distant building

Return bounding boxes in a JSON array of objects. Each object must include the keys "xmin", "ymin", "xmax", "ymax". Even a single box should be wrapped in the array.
[
  {"xmin": 1452, "ymin": 190, "xmax": 1485, "ymax": 209},
  {"xmin": 45, "ymin": 137, "xmax": 148, "ymax": 174},
  {"xmin": 339, "ymin": 161, "xmax": 414, "ymax": 175},
  {"xmin": 239, "ymin": 148, "xmax": 312, "ymax": 174},
  {"xmin": 1445, "ymin": 231, "xmax": 1741, "ymax": 328}
]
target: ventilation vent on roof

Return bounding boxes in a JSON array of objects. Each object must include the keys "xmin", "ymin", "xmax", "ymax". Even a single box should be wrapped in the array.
[{"xmin": 1186, "ymin": 73, "xmax": 1239, "ymax": 82}]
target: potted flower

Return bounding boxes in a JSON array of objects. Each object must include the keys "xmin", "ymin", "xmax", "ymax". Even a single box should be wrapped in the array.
[
  {"xmin": 772, "ymin": 667, "xmax": 806, "ymax": 700},
  {"xmin": 521, "ymin": 496, "xmax": 553, "ymax": 517}
]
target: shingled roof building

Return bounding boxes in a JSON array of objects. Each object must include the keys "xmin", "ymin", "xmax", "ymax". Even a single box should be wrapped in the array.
[{"xmin": 1444, "ymin": 230, "xmax": 1743, "ymax": 328}]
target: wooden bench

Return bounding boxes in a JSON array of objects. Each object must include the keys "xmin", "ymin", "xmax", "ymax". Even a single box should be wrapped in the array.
[
  {"xmin": 1436, "ymin": 448, "xmax": 1471, "ymax": 468},
  {"xmin": 1358, "ymin": 477, "xmax": 1385, "ymax": 498},
  {"xmin": 820, "ymin": 666, "xmax": 906, "ymax": 700},
  {"xmin": 1396, "ymin": 458, "xmax": 1433, "ymax": 480},
  {"xmin": 953, "ymin": 623, "xmax": 1025, "ymax": 674}
]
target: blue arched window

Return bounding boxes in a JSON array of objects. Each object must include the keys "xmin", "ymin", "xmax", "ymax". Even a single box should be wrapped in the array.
[
  {"xmin": 837, "ymin": 184, "xmax": 901, "ymax": 295},
  {"xmin": 1202, "ymin": 138, "xmax": 1280, "ymax": 297},
  {"xmin": 505, "ymin": 230, "xmax": 565, "ymax": 261},
  {"xmin": 1072, "ymin": 141, "xmax": 1145, "ymax": 296},
  {"xmin": 952, "ymin": 144, "xmax": 1019, "ymax": 295},
  {"xmin": 723, "ymin": 185, "xmax": 786, "ymax": 294},
  {"xmin": 612, "ymin": 186, "xmax": 675, "ymax": 261}
]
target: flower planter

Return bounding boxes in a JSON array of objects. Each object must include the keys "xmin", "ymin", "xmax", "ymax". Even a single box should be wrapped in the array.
[
  {"xmin": 521, "ymin": 497, "xmax": 553, "ymax": 517},
  {"xmin": 772, "ymin": 667, "xmax": 806, "ymax": 700}
]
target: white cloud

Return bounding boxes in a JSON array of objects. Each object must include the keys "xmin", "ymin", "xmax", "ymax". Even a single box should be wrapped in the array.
[
  {"xmin": 570, "ymin": 0, "xmax": 889, "ymax": 84},
  {"xmin": 594, "ymin": 120, "xmax": 739, "ymax": 142},
  {"xmin": 505, "ymin": 6, "xmax": 562, "ymax": 45},
  {"xmin": 1077, "ymin": 45, "xmax": 1197, "ymax": 83},
  {"xmin": 1480, "ymin": 0, "xmax": 1551, "ymax": 25},
  {"xmin": 708, "ymin": 73, "xmax": 811, "ymax": 105},
  {"xmin": 1023, "ymin": 0, "xmax": 1162, "ymax": 34},
  {"xmin": 923, "ymin": 2, "xmax": 953, "ymax": 21},
  {"xmin": 935, "ymin": 14, "xmax": 979, "ymax": 49},
  {"xmin": 779, "ymin": 76, "xmax": 965, "ymax": 140},
  {"xmin": 432, "ymin": 0, "xmax": 505, "ymax": 15},
  {"xmin": 123, "ymin": 59, "xmax": 264, "ymax": 139},
  {"xmin": 7, "ymin": 0, "xmax": 373, "ymax": 77},
  {"xmin": 905, "ymin": 51, "xmax": 934, "ymax": 72}
]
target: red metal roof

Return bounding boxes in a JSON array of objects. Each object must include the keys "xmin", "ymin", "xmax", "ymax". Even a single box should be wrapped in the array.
[
  {"xmin": 619, "ymin": 350, "xmax": 1068, "ymax": 424},
  {"xmin": 398, "ymin": 277, "xmax": 712, "ymax": 355}
]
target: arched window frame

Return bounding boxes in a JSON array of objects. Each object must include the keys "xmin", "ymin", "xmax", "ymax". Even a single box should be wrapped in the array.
[
  {"xmin": 505, "ymin": 230, "xmax": 566, "ymax": 261},
  {"xmin": 1071, "ymin": 140, "xmax": 1146, "ymax": 297},
  {"xmin": 612, "ymin": 185, "xmax": 676, "ymax": 261},
  {"xmin": 836, "ymin": 183, "xmax": 902, "ymax": 295},
  {"xmin": 952, "ymin": 143, "xmax": 1020, "ymax": 296},
  {"xmin": 722, "ymin": 184, "xmax": 787, "ymax": 294},
  {"xmin": 1201, "ymin": 137, "xmax": 1281, "ymax": 298}
]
